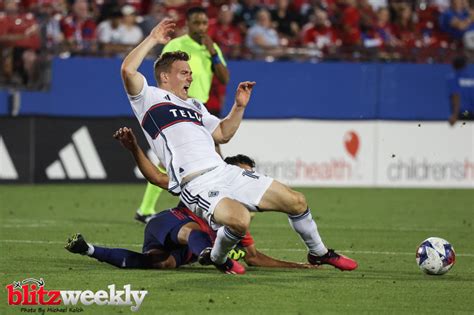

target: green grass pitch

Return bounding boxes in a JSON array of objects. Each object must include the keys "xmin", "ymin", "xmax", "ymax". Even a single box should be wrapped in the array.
[{"xmin": 1, "ymin": 185, "xmax": 473, "ymax": 314}]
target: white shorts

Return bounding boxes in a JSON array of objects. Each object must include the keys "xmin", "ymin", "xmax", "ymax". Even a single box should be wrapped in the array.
[{"xmin": 179, "ymin": 164, "xmax": 273, "ymax": 229}]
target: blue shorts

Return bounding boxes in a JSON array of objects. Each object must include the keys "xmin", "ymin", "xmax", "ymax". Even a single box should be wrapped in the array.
[{"xmin": 142, "ymin": 209, "xmax": 194, "ymax": 267}]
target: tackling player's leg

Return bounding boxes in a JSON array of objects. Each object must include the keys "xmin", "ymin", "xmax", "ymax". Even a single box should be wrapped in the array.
[
  {"xmin": 65, "ymin": 233, "xmax": 162, "ymax": 268},
  {"xmin": 65, "ymin": 209, "xmax": 246, "ymax": 274}
]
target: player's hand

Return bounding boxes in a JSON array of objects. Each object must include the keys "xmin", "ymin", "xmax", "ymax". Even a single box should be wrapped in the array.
[
  {"xmin": 234, "ymin": 81, "xmax": 256, "ymax": 108},
  {"xmin": 149, "ymin": 19, "xmax": 175, "ymax": 45},
  {"xmin": 113, "ymin": 127, "xmax": 138, "ymax": 151},
  {"xmin": 201, "ymin": 34, "xmax": 216, "ymax": 54}
]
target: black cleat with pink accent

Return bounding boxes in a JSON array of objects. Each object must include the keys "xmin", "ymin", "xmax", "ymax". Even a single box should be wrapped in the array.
[
  {"xmin": 198, "ymin": 247, "xmax": 246, "ymax": 275},
  {"xmin": 308, "ymin": 249, "xmax": 358, "ymax": 271}
]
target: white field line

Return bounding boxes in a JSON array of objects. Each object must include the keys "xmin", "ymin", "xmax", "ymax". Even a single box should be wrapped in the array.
[
  {"xmin": 2, "ymin": 224, "xmax": 54, "ymax": 228},
  {"xmin": 1, "ymin": 220, "xmax": 115, "ymax": 228},
  {"xmin": 1, "ymin": 239, "xmax": 473, "ymax": 257},
  {"xmin": 0, "ymin": 221, "xmax": 447, "ymax": 233},
  {"xmin": 0, "ymin": 218, "xmax": 460, "ymax": 233},
  {"xmin": 0, "ymin": 239, "xmax": 143, "ymax": 247}
]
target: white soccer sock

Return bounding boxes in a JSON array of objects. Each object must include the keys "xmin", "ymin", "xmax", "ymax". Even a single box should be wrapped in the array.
[
  {"xmin": 210, "ymin": 226, "xmax": 243, "ymax": 265},
  {"xmin": 86, "ymin": 243, "xmax": 95, "ymax": 256},
  {"xmin": 288, "ymin": 208, "xmax": 328, "ymax": 256}
]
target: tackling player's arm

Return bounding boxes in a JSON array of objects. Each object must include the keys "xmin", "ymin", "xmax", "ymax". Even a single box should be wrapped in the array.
[
  {"xmin": 121, "ymin": 19, "xmax": 175, "ymax": 95},
  {"xmin": 243, "ymin": 244, "xmax": 318, "ymax": 269},
  {"xmin": 113, "ymin": 127, "xmax": 169, "ymax": 189},
  {"xmin": 212, "ymin": 81, "xmax": 256, "ymax": 144}
]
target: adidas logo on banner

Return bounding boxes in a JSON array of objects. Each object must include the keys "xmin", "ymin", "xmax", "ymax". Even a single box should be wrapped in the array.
[
  {"xmin": 0, "ymin": 135, "xmax": 19, "ymax": 179},
  {"xmin": 134, "ymin": 149, "xmax": 159, "ymax": 179},
  {"xmin": 46, "ymin": 127, "xmax": 106, "ymax": 180}
]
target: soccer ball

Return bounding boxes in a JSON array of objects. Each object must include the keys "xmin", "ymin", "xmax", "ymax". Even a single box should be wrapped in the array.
[{"xmin": 416, "ymin": 237, "xmax": 455, "ymax": 275}]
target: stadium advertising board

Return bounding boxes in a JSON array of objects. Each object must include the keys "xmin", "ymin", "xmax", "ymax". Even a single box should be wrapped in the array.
[
  {"xmin": 221, "ymin": 120, "xmax": 376, "ymax": 187},
  {"xmin": 376, "ymin": 122, "xmax": 474, "ymax": 188},
  {"xmin": 0, "ymin": 118, "xmax": 32, "ymax": 183},
  {"xmin": 0, "ymin": 117, "xmax": 150, "ymax": 183},
  {"xmin": 222, "ymin": 120, "xmax": 474, "ymax": 188},
  {"xmin": 1, "ymin": 118, "xmax": 472, "ymax": 187}
]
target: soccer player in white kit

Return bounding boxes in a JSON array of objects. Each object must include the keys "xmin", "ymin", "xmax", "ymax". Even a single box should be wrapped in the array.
[{"xmin": 121, "ymin": 19, "xmax": 358, "ymax": 273}]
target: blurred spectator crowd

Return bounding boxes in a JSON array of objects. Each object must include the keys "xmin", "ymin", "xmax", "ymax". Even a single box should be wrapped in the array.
[{"xmin": 1, "ymin": 0, "xmax": 474, "ymax": 89}]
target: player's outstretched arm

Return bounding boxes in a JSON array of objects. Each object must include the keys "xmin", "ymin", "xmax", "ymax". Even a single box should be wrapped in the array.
[
  {"xmin": 121, "ymin": 19, "xmax": 175, "ymax": 95},
  {"xmin": 244, "ymin": 244, "xmax": 318, "ymax": 269},
  {"xmin": 113, "ymin": 127, "xmax": 169, "ymax": 189},
  {"xmin": 212, "ymin": 81, "xmax": 255, "ymax": 144}
]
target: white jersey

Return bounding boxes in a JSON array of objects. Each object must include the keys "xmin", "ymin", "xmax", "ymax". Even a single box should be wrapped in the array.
[{"xmin": 128, "ymin": 75, "xmax": 225, "ymax": 194}]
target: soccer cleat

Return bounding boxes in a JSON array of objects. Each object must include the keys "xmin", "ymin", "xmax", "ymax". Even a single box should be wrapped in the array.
[
  {"xmin": 308, "ymin": 249, "xmax": 358, "ymax": 271},
  {"xmin": 197, "ymin": 247, "xmax": 213, "ymax": 265},
  {"xmin": 134, "ymin": 211, "xmax": 153, "ymax": 224},
  {"xmin": 65, "ymin": 233, "xmax": 89, "ymax": 255},
  {"xmin": 198, "ymin": 247, "xmax": 246, "ymax": 274},
  {"xmin": 215, "ymin": 258, "xmax": 246, "ymax": 275}
]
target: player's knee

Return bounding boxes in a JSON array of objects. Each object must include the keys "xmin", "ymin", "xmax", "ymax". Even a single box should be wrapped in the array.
[
  {"xmin": 288, "ymin": 191, "xmax": 307, "ymax": 215},
  {"xmin": 228, "ymin": 210, "xmax": 250, "ymax": 235}
]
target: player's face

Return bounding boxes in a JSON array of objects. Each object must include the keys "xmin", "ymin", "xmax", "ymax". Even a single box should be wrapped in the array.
[
  {"xmin": 168, "ymin": 60, "xmax": 193, "ymax": 100},
  {"xmin": 187, "ymin": 13, "xmax": 209, "ymax": 42}
]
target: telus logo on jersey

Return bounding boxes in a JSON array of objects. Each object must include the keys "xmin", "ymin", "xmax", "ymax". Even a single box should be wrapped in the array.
[
  {"xmin": 169, "ymin": 108, "xmax": 202, "ymax": 121},
  {"xmin": 142, "ymin": 103, "xmax": 203, "ymax": 139},
  {"xmin": 6, "ymin": 278, "xmax": 148, "ymax": 312}
]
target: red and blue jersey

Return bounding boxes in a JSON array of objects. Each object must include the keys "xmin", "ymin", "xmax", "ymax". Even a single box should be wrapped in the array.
[{"xmin": 143, "ymin": 205, "xmax": 254, "ymax": 267}]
